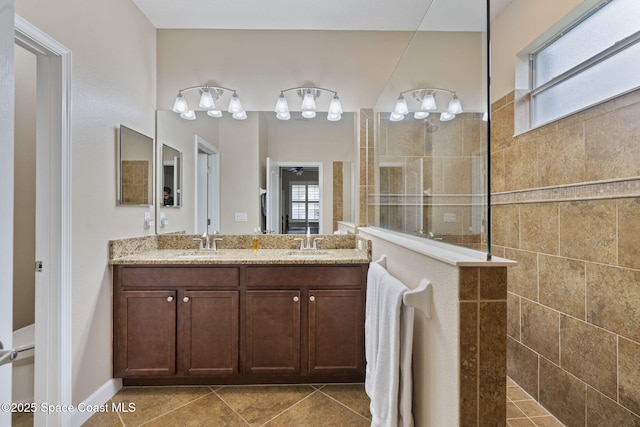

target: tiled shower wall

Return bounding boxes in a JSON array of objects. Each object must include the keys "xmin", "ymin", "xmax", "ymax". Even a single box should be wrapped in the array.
[{"xmin": 491, "ymin": 89, "xmax": 640, "ymax": 426}]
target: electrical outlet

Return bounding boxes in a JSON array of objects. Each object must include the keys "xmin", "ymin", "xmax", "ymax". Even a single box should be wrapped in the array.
[
  {"xmin": 443, "ymin": 213, "xmax": 457, "ymax": 223},
  {"xmin": 234, "ymin": 212, "xmax": 248, "ymax": 222}
]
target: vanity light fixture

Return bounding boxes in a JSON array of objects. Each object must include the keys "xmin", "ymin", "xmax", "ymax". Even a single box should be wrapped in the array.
[
  {"xmin": 172, "ymin": 85, "xmax": 246, "ymax": 120},
  {"xmin": 274, "ymin": 85, "xmax": 343, "ymax": 121},
  {"xmin": 391, "ymin": 88, "xmax": 463, "ymax": 122}
]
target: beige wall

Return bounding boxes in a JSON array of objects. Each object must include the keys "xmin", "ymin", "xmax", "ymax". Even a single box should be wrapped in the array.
[
  {"xmin": 15, "ymin": 0, "xmax": 156, "ymax": 404},
  {"xmin": 156, "ymin": 29, "xmax": 414, "ymax": 113},
  {"xmin": 491, "ymin": 2, "xmax": 640, "ymax": 424}
]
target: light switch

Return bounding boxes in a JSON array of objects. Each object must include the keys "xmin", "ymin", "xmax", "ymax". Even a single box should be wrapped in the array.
[{"xmin": 234, "ymin": 212, "xmax": 248, "ymax": 222}]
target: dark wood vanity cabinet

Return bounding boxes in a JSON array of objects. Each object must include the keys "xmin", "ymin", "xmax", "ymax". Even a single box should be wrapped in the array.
[
  {"xmin": 244, "ymin": 265, "xmax": 366, "ymax": 379},
  {"xmin": 113, "ymin": 263, "xmax": 367, "ymax": 385}
]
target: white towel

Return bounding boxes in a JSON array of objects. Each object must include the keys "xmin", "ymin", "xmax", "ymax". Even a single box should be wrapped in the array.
[{"xmin": 365, "ymin": 262, "xmax": 415, "ymax": 427}]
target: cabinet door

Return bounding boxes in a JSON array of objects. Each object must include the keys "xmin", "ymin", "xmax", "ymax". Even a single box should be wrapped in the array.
[
  {"xmin": 308, "ymin": 289, "xmax": 364, "ymax": 375},
  {"xmin": 114, "ymin": 290, "xmax": 177, "ymax": 377},
  {"xmin": 246, "ymin": 290, "xmax": 300, "ymax": 375},
  {"xmin": 180, "ymin": 290, "xmax": 239, "ymax": 376}
]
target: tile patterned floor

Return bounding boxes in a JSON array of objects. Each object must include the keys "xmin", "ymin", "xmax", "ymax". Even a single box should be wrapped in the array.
[
  {"xmin": 506, "ymin": 377, "xmax": 566, "ymax": 427},
  {"xmin": 83, "ymin": 383, "xmax": 371, "ymax": 426},
  {"xmin": 12, "ymin": 377, "xmax": 567, "ymax": 426}
]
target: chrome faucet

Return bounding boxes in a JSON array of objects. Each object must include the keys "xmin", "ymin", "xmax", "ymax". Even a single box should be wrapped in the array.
[
  {"xmin": 194, "ymin": 232, "xmax": 223, "ymax": 251},
  {"xmin": 294, "ymin": 227, "xmax": 323, "ymax": 251}
]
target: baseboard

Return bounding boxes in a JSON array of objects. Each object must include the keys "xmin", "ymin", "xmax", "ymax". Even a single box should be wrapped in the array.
[{"xmin": 70, "ymin": 378, "xmax": 123, "ymax": 427}]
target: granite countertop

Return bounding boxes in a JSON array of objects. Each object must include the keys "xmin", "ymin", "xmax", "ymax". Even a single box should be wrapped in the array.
[{"xmin": 109, "ymin": 248, "xmax": 370, "ymax": 265}]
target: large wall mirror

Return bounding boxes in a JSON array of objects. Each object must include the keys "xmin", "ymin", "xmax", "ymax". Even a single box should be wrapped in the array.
[
  {"xmin": 117, "ymin": 125, "xmax": 154, "ymax": 206},
  {"xmin": 155, "ymin": 110, "xmax": 357, "ymax": 235}
]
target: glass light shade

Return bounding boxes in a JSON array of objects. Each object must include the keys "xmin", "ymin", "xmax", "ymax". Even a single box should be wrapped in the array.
[
  {"xmin": 420, "ymin": 93, "xmax": 437, "ymax": 110},
  {"xmin": 440, "ymin": 112, "xmax": 456, "ymax": 122},
  {"xmin": 413, "ymin": 111, "xmax": 430, "ymax": 119},
  {"xmin": 199, "ymin": 90, "xmax": 215, "ymax": 109},
  {"xmin": 274, "ymin": 93, "xmax": 289, "ymax": 114},
  {"xmin": 180, "ymin": 110, "xmax": 196, "ymax": 120},
  {"xmin": 232, "ymin": 111, "xmax": 247, "ymax": 120},
  {"xmin": 393, "ymin": 95, "xmax": 409, "ymax": 115},
  {"xmin": 228, "ymin": 92, "xmax": 243, "ymax": 114},
  {"xmin": 172, "ymin": 93, "xmax": 188, "ymax": 113},
  {"xmin": 276, "ymin": 112, "xmax": 291, "ymax": 120},
  {"xmin": 206, "ymin": 110, "xmax": 222, "ymax": 118},
  {"xmin": 328, "ymin": 95, "xmax": 343, "ymax": 115},
  {"xmin": 447, "ymin": 95, "xmax": 463, "ymax": 114},
  {"xmin": 389, "ymin": 112, "xmax": 405, "ymax": 122},
  {"xmin": 301, "ymin": 90, "xmax": 316, "ymax": 111},
  {"xmin": 327, "ymin": 112, "xmax": 341, "ymax": 121},
  {"xmin": 301, "ymin": 110, "xmax": 316, "ymax": 119}
]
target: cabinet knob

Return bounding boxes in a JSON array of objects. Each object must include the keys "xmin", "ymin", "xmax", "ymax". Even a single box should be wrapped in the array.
[
  {"xmin": 309, "ymin": 296, "xmax": 315, "ymax": 302},
  {"xmin": 167, "ymin": 296, "xmax": 174, "ymax": 302},
  {"xmin": 183, "ymin": 296, "xmax": 190, "ymax": 302},
  {"xmin": 293, "ymin": 296, "xmax": 299, "ymax": 302}
]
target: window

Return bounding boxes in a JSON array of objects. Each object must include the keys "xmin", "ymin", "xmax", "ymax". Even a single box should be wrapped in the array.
[
  {"xmin": 529, "ymin": 0, "xmax": 640, "ymax": 127},
  {"xmin": 290, "ymin": 183, "xmax": 320, "ymax": 221}
]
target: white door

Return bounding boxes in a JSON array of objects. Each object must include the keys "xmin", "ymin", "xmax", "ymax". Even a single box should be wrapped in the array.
[
  {"xmin": 265, "ymin": 157, "xmax": 280, "ymax": 233},
  {"xmin": 195, "ymin": 136, "xmax": 220, "ymax": 234}
]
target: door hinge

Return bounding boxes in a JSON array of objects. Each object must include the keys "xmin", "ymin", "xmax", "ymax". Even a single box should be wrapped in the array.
[
  {"xmin": 207, "ymin": 218, "xmax": 211, "ymax": 226},
  {"xmin": 35, "ymin": 261, "xmax": 43, "ymax": 272}
]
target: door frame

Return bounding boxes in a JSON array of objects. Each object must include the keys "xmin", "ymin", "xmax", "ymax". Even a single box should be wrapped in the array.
[
  {"xmin": 15, "ymin": 15, "xmax": 73, "ymax": 426},
  {"xmin": 194, "ymin": 135, "xmax": 220, "ymax": 234}
]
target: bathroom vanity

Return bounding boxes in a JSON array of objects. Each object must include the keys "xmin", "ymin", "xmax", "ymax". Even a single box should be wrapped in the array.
[{"xmin": 110, "ymin": 239, "xmax": 370, "ymax": 386}]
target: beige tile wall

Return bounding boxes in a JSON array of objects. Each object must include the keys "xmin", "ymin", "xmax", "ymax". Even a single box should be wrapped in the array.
[
  {"xmin": 491, "ymin": 88, "xmax": 640, "ymax": 426},
  {"xmin": 459, "ymin": 267, "xmax": 508, "ymax": 427}
]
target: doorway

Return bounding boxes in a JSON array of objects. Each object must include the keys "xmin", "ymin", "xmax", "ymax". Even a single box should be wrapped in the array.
[
  {"xmin": 280, "ymin": 166, "xmax": 320, "ymax": 234},
  {"xmin": 265, "ymin": 158, "xmax": 323, "ymax": 234},
  {"xmin": 0, "ymin": 15, "xmax": 73, "ymax": 427}
]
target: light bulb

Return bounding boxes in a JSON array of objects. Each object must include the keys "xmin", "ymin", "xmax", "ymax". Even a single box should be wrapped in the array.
[
  {"xmin": 393, "ymin": 95, "xmax": 409, "ymax": 115},
  {"xmin": 228, "ymin": 92, "xmax": 243, "ymax": 114},
  {"xmin": 276, "ymin": 112, "xmax": 291, "ymax": 120},
  {"xmin": 301, "ymin": 89, "xmax": 316, "ymax": 111},
  {"xmin": 172, "ymin": 92, "xmax": 188, "ymax": 114},
  {"xmin": 389, "ymin": 112, "xmax": 405, "ymax": 122},
  {"xmin": 199, "ymin": 90, "xmax": 215, "ymax": 109},
  {"xmin": 447, "ymin": 95, "xmax": 463, "ymax": 114},
  {"xmin": 301, "ymin": 110, "xmax": 316, "ymax": 119},
  {"xmin": 232, "ymin": 110, "xmax": 247, "ymax": 120},
  {"xmin": 420, "ymin": 93, "xmax": 437, "ymax": 110},
  {"xmin": 180, "ymin": 110, "xmax": 196, "ymax": 120},
  {"xmin": 206, "ymin": 110, "xmax": 222, "ymax": 118},
  {"xmin": 328, "ymin": 94, "xmax": 343, "ymax": 115},
  {"xmin": 327, "ymin": 112, "xmax": 341, "ymax": 121},
  {"xmin": 413, "ymin": 111, "xmax": 430, "ymax": 119},
  {"xmin": 274, "ymin": 92, "xmax": 289, "ymax": 114},
  {"xmin": 440, "ymin": 112, "xmax": 456, "ymax": 122}
]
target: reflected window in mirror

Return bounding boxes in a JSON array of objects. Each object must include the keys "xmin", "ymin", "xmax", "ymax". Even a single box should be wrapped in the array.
[
  {"xmin": 162, "ymin": 144, "xmax": 182, "ymax": 207},
  {"xmin": 117, "ymin": 125, "xmax": 154, "ymax": 206}
]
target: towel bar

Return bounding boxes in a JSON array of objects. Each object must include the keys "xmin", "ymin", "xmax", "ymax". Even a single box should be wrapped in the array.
[{"xmin": 372, "ymin": 255, "xmax": 432, "ymax": 319}]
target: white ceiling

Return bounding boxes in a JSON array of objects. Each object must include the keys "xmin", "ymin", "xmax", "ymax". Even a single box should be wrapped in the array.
[{"xmin": 132, "ymin": 0, "xmax": 513, "ymax": 31}]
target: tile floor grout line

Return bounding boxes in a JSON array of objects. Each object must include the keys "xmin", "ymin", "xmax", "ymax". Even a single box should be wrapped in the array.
[
  {"xmin": 257, "ymin": 388, "xmax": 323, "ymax": 427},
  {"xmin": 135, "ymin": 390, "xmax": 215, "ymax": 427},
  {"xmin": 212, "ymin": 386, "xmax": 258, "ymax": 427},
  {"xmin": 317, "ymin": 388, "xmax": 372, "ymax": 422}
]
